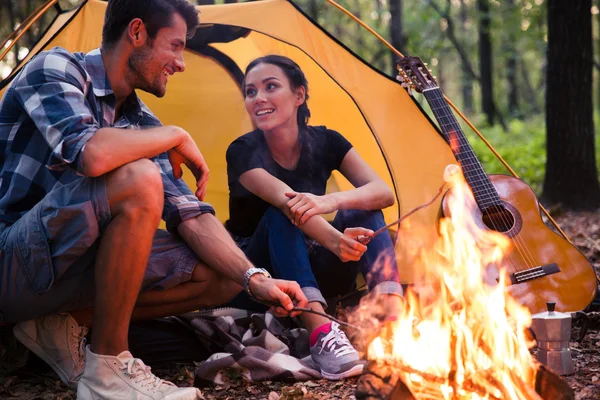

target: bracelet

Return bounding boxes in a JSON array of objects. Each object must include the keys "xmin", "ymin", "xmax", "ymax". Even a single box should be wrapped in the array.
[{"xmin": 242, "ymin": 267, "xmax": 272, "ymax": 297}]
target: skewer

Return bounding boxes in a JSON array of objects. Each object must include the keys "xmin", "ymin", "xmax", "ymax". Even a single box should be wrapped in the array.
[
  {"xmin": 249, "ymin": 297, "xmax": 360, "ymax": 329},
  {"xmin": 356, "ymin": 183, "xmax": 447, "ymax": 244}
]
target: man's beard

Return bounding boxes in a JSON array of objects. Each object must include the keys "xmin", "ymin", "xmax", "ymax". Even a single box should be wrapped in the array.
[{"xmin": 127, "ymin": 44, "xmax": 165, "ymax": 97}]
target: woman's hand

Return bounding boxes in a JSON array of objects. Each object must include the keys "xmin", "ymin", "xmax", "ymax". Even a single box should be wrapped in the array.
[
  {"xmin": 337, "ymin": 227, "xmax": 373, "ymax": 262},
  {"xmin": 285, "ymin": 191, "xmax": 338, "ymax": 225},
  {"xmin": 248, "ymin": 274, "xmax": 309, "ymax": 317}
]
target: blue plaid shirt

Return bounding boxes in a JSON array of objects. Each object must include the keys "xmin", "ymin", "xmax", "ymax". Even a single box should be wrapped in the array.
[{"xmin": 0, "ymin": 47, "xmax": 214, "ymax": 231}]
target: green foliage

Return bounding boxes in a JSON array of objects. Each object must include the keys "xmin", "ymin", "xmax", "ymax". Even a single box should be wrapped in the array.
[{"xmin": 465, "ymin": 117, "xmax": 547, "ymax": 195}]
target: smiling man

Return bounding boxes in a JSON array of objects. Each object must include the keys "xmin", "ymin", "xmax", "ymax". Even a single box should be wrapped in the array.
[{"xmin": 0, "ymin": 0, "xmax": 307, "ymax": 399}]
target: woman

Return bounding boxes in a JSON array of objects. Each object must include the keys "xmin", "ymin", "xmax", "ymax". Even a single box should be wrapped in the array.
[{"xmin": 225, "ymin": 55, "xmax": 402, "ymax": 380}]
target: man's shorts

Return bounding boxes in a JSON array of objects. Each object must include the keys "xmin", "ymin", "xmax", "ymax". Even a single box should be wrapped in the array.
[{"xmin": 0, "ymin": 176, "xmax": 199, "ymax": 323}]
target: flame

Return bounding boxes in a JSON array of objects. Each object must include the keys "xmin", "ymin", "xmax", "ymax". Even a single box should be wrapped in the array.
[{"xmin": 366, "ymin": 165, "xmax": 537, "ymax": 399}]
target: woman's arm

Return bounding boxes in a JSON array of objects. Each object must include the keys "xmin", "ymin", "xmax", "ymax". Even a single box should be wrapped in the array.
[
  {"xmin": 239, "ymin": 168, "xmax": 370, "ymax": 262},
  {"xmin": 332, "ymin": 148, "xmax": 395, "ymax": 210},
  {"xmin": 287, "ymin": 148, "xmax": 395, "ymax": 225}
]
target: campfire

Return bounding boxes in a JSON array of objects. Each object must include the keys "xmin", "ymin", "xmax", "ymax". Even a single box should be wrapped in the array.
[{"xmin": 353, "ymin": 165, "xmax": 574, "ymax": 400}]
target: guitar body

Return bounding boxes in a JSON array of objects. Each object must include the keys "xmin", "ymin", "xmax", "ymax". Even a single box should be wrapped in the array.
[{"xmin": 441, "ymin": 174, "xmax": 598, "ymax": 314}]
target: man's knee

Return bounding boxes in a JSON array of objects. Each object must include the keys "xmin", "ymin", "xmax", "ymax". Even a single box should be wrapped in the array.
[{"xmin": 106, "ymin": 159, "xmax": 164, "ymax": 219}]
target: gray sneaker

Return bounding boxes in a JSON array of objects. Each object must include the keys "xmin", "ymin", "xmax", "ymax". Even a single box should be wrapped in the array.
[
  {"xmin": 13, "ymin": 313, "xmax": 88, "ymax": 388},
  {"xmin": 310, "ymin": 322, "xmax": 365, "ymax": 380}
]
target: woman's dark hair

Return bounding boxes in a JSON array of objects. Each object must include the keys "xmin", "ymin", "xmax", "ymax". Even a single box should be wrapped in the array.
[
  {"xmin": 243, "ymin": 55, "xmax": 311, "ymax": 128},
  {"xmin": 102, "ymin": 0, "xmax": 199, "ymax": 49}
]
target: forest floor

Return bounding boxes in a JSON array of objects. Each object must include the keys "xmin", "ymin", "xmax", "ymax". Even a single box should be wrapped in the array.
[{"xmin": 0, "ymin": 210, "xmax": 598, "ymax": 400}]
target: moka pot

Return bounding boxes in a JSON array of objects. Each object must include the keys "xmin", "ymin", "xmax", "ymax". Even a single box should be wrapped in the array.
[{"xmin": 530, "ymin": 302, "xmax": 574, "ymax": 375}]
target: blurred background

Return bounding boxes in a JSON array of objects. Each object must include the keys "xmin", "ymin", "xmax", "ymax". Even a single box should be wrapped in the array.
[{"xmin": 1, "ymin": 0, "xmax": 598, "ymax": 211}]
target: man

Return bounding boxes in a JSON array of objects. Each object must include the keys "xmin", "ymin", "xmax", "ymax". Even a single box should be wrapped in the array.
[{"xmin": 0, "ymin": 0, "xmax": 307, "ymax": 398}]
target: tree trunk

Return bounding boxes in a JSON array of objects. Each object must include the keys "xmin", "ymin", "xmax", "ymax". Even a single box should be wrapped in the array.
[
  {"xmin": 352, "ymin": 0, "xmax": 366, "ymax": 54},
  {"xmin": 389, "ymin": 0, "xmax": 404, "ymax": 75},
  {"xmin": 459, "ymin": 0, "xmax": 473, "ymax": 114},
  {"xmin": 477, "ymin": 0, "xmax": 494, "ymax": 125},
  {"xmin": 6, "ymin": 0, "xmax": 20, "ymax": 63},
  {"xmin": 542, "ymin": 0, "xmax": 600, "ymax": 210},
  {"xmin": 507, "ymin": 54, "xmax": 519, "ymax": 116},
  {"xmin": 307, "ymin": 0, "xmax": 319, "ymax": 20},
  {"xmin": 506, "ymin": 0, "xmax": 519, "ymax": 117}
]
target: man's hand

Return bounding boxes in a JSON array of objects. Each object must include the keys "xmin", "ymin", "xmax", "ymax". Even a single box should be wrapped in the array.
[
  {"xmin": 167, "ymin": 127, "xmax": 210, "ymax": 200},
  {"xmin": 285, "ymin": 192, "xmax": 337, "ymax": 225},
  {"xmin": 248, "ymin": 274, "xmax": 308, "ymax": 317},
  {"xmin": 338, "ymin": 227, "xmax": 373, "ymax": 262}
]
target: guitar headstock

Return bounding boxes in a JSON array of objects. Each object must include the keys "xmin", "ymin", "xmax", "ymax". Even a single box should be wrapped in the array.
[{"xmin": 396, "ymin": 56, "xmax": 438, "ymax": 93}]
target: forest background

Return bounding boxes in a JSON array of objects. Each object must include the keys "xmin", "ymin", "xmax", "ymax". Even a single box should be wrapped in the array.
[
  {"xmin": 1, "ymin": 2, "xmax": 600, "ymax": 399},
  {"xmin": 1, "ymin": 0, "xmax": 600, "ymax": 212}
]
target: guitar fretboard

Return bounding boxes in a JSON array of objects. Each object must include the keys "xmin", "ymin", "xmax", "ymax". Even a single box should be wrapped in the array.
[{"xmin": 423, "ymin": 87, "xmax": 503, "ymax": 210}]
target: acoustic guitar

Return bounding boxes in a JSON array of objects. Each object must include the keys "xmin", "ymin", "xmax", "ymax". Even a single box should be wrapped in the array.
[{"xmin": 396, "ymin": 56, "xmax": 597, "ymax": 314}]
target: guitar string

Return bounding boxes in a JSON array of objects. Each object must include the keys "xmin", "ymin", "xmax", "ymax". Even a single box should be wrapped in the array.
[
  {"xmin": 424, "ymin": 88, "xmax": 538, "ymax": 276},
  {"xmin": 427, "ymin": 89, "xmax": 539, "ymax": 274},
  {"xmin": 426, "ymin": 90, "xmax": 538, "ymax": 274}
]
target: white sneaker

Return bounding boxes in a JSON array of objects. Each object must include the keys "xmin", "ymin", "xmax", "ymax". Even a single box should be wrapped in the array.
[
  {"xmin": 13, "ymin": 313, "xmax": 88, "ymax": 388},
  {"xmin": 77, "ymin": 346, "xmax": 201, "ymax": 400}
]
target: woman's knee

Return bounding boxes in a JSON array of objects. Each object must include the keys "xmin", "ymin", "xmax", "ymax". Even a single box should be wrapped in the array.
[
  {"xmin": 262, "ymin": 207, "xmax": 302, "ymax": 234},
  {"xmin": 106, "ymin": 159, "xmax": 164, "ymax": 219},
  {"xmin": 263, "ymin": 206, "xmax": 290, "ymax": 225}
]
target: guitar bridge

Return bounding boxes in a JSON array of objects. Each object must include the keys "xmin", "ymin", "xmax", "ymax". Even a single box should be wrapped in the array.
[{"xmin": 509, "ymin": 263, "xmax": 560, "ymax": 285}]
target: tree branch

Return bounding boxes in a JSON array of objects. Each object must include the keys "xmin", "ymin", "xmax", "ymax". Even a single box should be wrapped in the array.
[{"xmin": 427, "ymin": 0, "xmax": 480, "ymax": 81}]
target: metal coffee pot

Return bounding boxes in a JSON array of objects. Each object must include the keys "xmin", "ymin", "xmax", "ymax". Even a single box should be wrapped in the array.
[{"xmin": 530, "ymin": 302, "xmax": 574, "ymax": 375}]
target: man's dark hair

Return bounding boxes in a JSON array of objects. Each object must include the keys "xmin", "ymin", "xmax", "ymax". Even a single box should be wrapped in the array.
[{"xmin": 102, "ymin": 0, "xmax": 199, "ymax": 48}]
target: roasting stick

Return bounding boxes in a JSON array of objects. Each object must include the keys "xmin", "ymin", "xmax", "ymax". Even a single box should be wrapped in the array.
[
  {"xmin": 356, "ymin": 182, "xmax": 447, "ymax": 244},
  {"xmin": 248, "ymin": 297, "xmax": 360, "ymax": 329}
]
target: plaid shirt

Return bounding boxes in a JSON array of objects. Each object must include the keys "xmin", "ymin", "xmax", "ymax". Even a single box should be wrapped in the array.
[{"xmin": 0, "ymin": 47, "xmax": 214, "ymax": 231}]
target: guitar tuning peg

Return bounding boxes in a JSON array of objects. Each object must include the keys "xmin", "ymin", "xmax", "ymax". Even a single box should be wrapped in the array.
[{"xmin": 424, "ymin": 62, "xmax": 428, "ymax": 66}]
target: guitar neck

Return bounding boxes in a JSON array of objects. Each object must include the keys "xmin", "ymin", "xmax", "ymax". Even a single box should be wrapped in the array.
[{"xmin": 423, "ymin": 87, "xmax": 503, "ymax": 210}]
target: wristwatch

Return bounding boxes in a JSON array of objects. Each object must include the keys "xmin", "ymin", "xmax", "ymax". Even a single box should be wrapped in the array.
[{"xmin": 243, "ymin": 267, "xmax": 272, "ymax": 297}]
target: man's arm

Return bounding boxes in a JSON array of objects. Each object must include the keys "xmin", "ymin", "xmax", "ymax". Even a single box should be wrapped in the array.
[
  {"xmin": 83, "ymin": 126, "xmax": 182, "ymax": 176},
  {"xmin": 177, "ymin": 213, "xmax": 308, "ymax": 315},
  {"xmin": 82, "ymin": 126, "xmax": 209, "ymax": 199}
]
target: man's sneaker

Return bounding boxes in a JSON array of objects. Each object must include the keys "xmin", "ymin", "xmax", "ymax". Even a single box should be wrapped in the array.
[
  {"xmin": 310, "ymin": 322, "xmax": 365, "ymax": 380},
  {"xmin": 77, "ymin": 346, "xmax": 202, "ymax": 399},
  {"xmin": 13, "ymin": 313, "xmax": 88, "ymax": 388}
]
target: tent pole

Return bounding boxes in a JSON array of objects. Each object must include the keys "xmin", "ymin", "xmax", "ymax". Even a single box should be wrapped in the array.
[
  {"xmin": 323, "ymin": 0, "xmax": 571, "ymax": 243},
  {"xmin": 0, "ymin": 0, "xmax": 58, "ymax": 64}
]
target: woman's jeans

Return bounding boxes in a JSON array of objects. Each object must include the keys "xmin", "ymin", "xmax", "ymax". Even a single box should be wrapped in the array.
[{"xmin": 229, "ymin": 207, "xmax": 402, "ymax": 310}]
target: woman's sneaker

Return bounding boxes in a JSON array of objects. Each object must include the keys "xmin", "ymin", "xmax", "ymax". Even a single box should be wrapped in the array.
[
  {"xmin": 13, "ymin": 313, "xmax": 88, "ymax": 388},
  {"xmin": 310, "ymin": 322, "xmax": 365, "ymax": 380},
  {"xmin": 77, "ymin": 346, "xmax": 201, "ymax": 400}
]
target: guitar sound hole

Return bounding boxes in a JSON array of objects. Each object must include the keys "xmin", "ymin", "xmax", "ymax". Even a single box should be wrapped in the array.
[{"xmin": 482, "ymin": 205, "xmax": 515, "ymax": 233}]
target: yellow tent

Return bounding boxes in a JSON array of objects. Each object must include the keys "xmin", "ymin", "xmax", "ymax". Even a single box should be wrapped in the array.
[{"xmin": 0, "ymin": 0, "xmax": 459, "ymax": 283}]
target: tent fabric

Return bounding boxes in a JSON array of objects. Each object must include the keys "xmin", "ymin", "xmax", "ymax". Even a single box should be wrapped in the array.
[{"xmin": 0, "ymin": 0, "xmax": 458, "ymax": 283}]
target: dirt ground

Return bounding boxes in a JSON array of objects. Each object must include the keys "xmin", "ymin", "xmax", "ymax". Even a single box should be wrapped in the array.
[{"xmin": 0, "ymin": 210, "xmax": 599, "ymax": 400}]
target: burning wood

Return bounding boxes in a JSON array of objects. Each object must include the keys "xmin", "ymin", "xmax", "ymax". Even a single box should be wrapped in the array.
[
  {"xmin": 351, "ymin": 165, "xmax": 575, "ymax": 399},
  {"xmin": 356, "ymin": 362, "xmax": 574, "ymax": 400}
]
